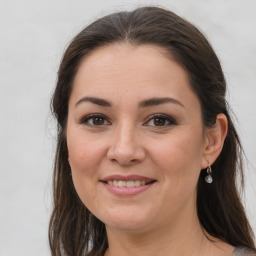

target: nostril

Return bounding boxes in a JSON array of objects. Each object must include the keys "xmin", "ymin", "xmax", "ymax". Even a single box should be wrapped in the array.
[
  {"xmin": 111, "ymin": 158, "xmax": 138, "ymax": 166},
  {"xmin": 106, "ymin": 137, "xmax": 146, "ymax": 165}
]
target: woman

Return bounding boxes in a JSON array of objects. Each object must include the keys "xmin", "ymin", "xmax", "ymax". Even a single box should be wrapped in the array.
[{"xmin": 49, "ymin": 6, "xmax": 256, "ymax": 256}]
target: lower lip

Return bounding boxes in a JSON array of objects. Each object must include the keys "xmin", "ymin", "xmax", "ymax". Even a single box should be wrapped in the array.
[{"xmin": 102, "ymin": 182, "xmax": 155, "ymax": 196}]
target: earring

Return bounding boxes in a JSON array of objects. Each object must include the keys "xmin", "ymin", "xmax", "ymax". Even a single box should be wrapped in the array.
[{"xmin": 205, "ymin": 163, "xmax": 213, "ymax": 184}]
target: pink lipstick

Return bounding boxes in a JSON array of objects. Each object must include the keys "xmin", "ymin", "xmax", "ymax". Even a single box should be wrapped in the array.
[{"xmin": 100, "ymin": 175, "xmax": 156, "ymax": 196}]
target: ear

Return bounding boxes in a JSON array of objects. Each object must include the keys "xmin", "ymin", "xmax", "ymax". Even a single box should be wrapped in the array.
[{"xmin": 201, "ymin": 113, "xmax": 228, "ymax": 169}]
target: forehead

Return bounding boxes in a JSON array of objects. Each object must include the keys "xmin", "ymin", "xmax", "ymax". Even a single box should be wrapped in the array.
[
  {"xmin": 70, "ymin": 43, "xmax": 199, "ymax": 110},
  {"xmin": 75, "ymin": 43, "xmax": 181, "ymax": 83}
]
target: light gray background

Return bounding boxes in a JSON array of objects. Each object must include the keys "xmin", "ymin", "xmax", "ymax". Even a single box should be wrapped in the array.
[{"xmin": 0, "ymin": 0, "xmax": 255, "ymax": 255}]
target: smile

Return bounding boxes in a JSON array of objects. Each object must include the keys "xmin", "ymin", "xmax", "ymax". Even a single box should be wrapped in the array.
[
  {"xmin": 100, "ymin": 175, "xmax": 157, "ymax": 196},
  {"xmin": 104, "ymin": 180, "xmax": 155, "ymax": 187}
]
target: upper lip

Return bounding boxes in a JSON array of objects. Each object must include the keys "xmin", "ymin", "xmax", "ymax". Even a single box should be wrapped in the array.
[{"xmin": 101, "ymin": 175, "xmax": 156, "ymax": 183}]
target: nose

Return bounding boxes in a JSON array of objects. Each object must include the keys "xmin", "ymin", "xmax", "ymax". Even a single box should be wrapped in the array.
[{"xmin": 107, "ymin": 123, "xmax": 146, "ymax": 166}]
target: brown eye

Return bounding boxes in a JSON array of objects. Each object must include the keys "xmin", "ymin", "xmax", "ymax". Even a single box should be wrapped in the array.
[
  {"xmin": 92, "ymin": 116, "xmax": 105, "ymax": 125},
  {"xmin": 80, "ymin": 114, "xmax": 110, "ymax": 126},
  {"xmin": 153, "ymin": 117, "xmax": 166, "ymax": 126},
  {"xmin": 145, "ymin": 114, "xmax": 177, "ymax": 128}
]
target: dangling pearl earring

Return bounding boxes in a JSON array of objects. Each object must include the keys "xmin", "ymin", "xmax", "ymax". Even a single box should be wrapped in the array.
[{"xmin": 205, "ymin": 162, "xmax": 213, "ymax": 184}]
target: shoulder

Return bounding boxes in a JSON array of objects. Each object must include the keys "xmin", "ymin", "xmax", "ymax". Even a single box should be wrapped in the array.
[{"xmin": 232, "ymin": 247, "xmax": 256, "ymax": 256}]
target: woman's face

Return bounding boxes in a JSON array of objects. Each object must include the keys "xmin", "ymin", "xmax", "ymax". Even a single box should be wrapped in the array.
[{"xmin": 67, "ymin": 44, "xmax": 208, "ymax": 232}]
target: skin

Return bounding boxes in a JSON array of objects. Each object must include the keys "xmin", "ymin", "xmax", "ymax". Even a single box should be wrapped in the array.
[{"xmin": 67, "ymin": 44, "xmax": 232, "ymax": 256}]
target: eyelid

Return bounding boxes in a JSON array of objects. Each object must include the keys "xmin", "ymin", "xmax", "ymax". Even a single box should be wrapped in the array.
[
  {"xmin": 79, "ymin": 113, "xmax": 177, "ymax": 127},
  {"xmin": 79, "ymin": 113, "xmax": 111, "ymax": 126},
  {"xmin": 143, "ymin": 113, "xmax": 177, "ymax": 127}
]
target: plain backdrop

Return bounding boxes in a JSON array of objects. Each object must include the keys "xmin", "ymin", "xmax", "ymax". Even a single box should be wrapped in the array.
[{"xmin": 0, "ymin": 0, "xmax": 255, "ymax": 255}]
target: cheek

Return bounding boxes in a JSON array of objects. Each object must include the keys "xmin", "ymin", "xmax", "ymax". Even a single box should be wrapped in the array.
[
  {"xmin": 66, "ymin": 132, "xmax": 106, "ymax": 207},
  {"xmin": 152, "ymin": 130, "xmax": 204, "ymax": 193},
  {"xmin": 67, "ymin": 131, "xmax": 105, "ymax": 174},
  {"xmin": 154, "ymin": 129, "xmax": 203, "ymax": 164},
  {"xmin": 149, "ymin": 133, "xmax": 203, "ymax": 220}
]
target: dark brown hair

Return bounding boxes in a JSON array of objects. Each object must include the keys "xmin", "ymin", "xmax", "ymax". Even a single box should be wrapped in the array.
[{"xmin": 49, "ymin": 6, "xmax": 255, "ymax": 256}]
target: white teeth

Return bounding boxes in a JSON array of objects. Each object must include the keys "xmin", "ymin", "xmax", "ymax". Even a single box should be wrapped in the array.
[
  {"xmin": 127, "ymin": 181, "xmax": 134, "ymax": 187},
  {"xmin": 134, "ymin": 180, "xmax": 140, "ymax": 187},
  {"xmin": 107, "ymin": 180, "xmax": 148, "ymax": 187}
]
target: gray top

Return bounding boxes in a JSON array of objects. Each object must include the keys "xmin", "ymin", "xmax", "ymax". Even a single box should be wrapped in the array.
[{"xmin": 232, "ymin": 247, "xmax": 256, "ymax": 256}]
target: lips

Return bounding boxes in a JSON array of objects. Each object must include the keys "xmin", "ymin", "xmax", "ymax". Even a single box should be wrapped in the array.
[{"xmin": 100, "ymin": 175, "xmax": 156, "ymax": 196}]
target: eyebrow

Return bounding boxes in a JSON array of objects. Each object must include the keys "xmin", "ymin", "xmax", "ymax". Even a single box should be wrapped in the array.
[
  {"xmin": 75, "ymin": 97, "xmax": 112, "ymax": 107},
  {"xmin": 139, "ymin": 97, "xmax": 184, "ymax": 108},
  {"xmin": 75, "ymin": 96, "xmax": 184, "ymax": 108}
]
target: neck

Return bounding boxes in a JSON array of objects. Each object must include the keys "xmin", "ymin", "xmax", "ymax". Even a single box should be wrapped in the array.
[
  {"xmin": 104, "ymin": 205, "xmax": 201, "ymax": 256},
  {"xmin": 104, "ymin": 212, "xmax": 234, "ymax": 256}
]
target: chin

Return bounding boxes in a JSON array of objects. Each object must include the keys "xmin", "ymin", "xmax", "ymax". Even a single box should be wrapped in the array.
[
  {"xmin": 106, "ymin": 219, "xmax": 151, "ymax": 232},
  {"xmin": 97, "ymin": 206, "xmax": 155, "ymax": 232}
]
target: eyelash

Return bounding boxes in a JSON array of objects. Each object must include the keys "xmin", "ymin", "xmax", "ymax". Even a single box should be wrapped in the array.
[
  {"xmin": 144, "ymin": 114, "xmax": 177, "ymax": 127},
  {"xmin": 79, "ymin": 113, "xmax": 177, "ymax": 128},
  {"xmin": 80, "ymin": 114, "xmax": 110, "ymax": 127}
]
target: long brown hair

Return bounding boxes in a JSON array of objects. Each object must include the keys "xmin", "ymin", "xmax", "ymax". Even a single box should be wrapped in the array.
[{"xmin": 49, "ymin": 6, "xmax": 255, "ymax": 256}]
